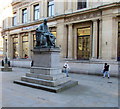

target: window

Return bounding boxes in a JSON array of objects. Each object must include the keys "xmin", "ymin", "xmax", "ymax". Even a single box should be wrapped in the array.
[
  {"xmin": 13, "ymin": 36, "xmax": 18, "ymax": 58},
  {"xmin": 22, "ymin": 8, "xmax": 27, "ymax": 23},
  {"xmin": 77, "ymin": 0, "xmax": 87, "ymax": 10},
  {"xmin": 49, "ymin": 27, "xmax": 56, "ymax": 37},
  {"xmin": 77, "ymin": 27, "xmax": 90, "ymax": 60},
  {"xmin": 13, "ymin": 14, "xmax": 17, "ymax": 26},
  {"xmin": 33, "ymin": 34, "xmax": 36, "ymax": 47},
  {"xmin": 22, "ymin": 34, "xmax": 28, "ymax": 58},
  {"xmin": 34, "ymin": 4, "xmax": 39, "ymax": 20},
  {"xmin": 48, "ymin": 0, "xmax": 54, "ymax": 17}
]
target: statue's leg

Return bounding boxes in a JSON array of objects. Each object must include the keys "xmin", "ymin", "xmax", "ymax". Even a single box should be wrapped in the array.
[
  {"xmin": 41, "ymin": 35, "xmax": 47, "ymax": 47},
  {"xmin": 49, "ymin": 35, "xmax": 55, "ymax": 46},
  {"xmin": 44, "ymin": 36, "xmax": 48, "ymax": 47},
  {"xmin": 40, "ymin": 35, "xmax": 43, "ymax": 45},
  {"xmin": 47, "ymin": 35, "xmax": 52, "ymax": 46}
]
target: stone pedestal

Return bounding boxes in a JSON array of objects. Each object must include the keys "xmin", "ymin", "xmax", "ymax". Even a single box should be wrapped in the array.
[
  {"xmin": 1, "ymin": 63, "xmax": 12, "ymax": 71},
  {"xmin": 14, "ymin": 48, "xmax": 78, "ymax": 93}
]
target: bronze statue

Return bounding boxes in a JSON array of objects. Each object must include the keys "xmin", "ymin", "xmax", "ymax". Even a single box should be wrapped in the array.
[{"xmin": 35, "ymin": 19, "xmax": 56, "ymax": 48}]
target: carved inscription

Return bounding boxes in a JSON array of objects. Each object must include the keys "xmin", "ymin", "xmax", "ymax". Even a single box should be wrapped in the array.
[{"xmin": 65, "ymin": 12, "xmax": 101, "ymax": 22}]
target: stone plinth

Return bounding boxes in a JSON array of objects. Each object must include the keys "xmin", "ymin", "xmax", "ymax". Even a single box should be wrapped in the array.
[
  {"xmin": 14, "ymin": 48, "xmax": 78, "ymax": 93},
  {"xmin": 32, "ymin": 48, "xmax": 60, "ymax": 68},
  {"xmin": 1, "ymin": 63, "xmax": 12, "ymax": 71}
]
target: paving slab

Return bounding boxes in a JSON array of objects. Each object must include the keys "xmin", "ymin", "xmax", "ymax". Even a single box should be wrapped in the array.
[{"xmin": 1, "ymin": 67, "xmax": 118, "ymax": 107}]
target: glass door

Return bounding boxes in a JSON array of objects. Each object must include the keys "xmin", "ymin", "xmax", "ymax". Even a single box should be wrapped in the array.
[
  {"xmin": 13, "ymin": 36, "xmax": 18, "ymax": 58},
  {"xmin": 77, "ymin": 27, "xmax": 90, "ymax": 60},
  {"xmin": 22, "ymin": 35, "xmax": 28, "ymax": 58}
]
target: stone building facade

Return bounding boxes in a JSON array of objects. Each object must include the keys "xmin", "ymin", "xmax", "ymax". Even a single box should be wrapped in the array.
[
  {"xmin": 1, "ymin": 0, "xmax": 120, "ymax": 75},
  {"xmin": 0, "ymin": 27, "xmax": 3, "ymax": 59}
]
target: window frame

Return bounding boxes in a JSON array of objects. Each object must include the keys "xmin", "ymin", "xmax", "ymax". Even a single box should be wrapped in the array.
[
  {"xmin": 22, "ymin": 34, "xmax": 28, "ymax": 58},
  {"xmin": 13, "ymin": 14, "xmax": 17, "ymax": 26},
  {"xmin": 13, "ymin": 36, "xmax": 18, "ymax": 59},
  {"xmin": 48, "ymin": 0, "xmax": 54, "ymax": 17},
  {"xmin": 34, "ymin": 4, "xmax": 40, "ymax": 21},
  {"xmin": 77, "ymin": 0, "xmax": 87, "ymax": 10},
  {"xmin": 22, "ymin": 8, "xmax": 27, "ymax": 23}
]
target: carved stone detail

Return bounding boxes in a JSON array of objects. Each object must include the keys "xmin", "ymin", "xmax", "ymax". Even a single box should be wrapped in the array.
[{"xmin": 65, "ymin": 12, "xmax": 102, "ymax": 23}]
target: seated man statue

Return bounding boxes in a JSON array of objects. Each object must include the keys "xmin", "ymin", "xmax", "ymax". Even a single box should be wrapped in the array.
[{"xmin": 36, "ymin": 19, "xmax": 56, "ymax": 48}]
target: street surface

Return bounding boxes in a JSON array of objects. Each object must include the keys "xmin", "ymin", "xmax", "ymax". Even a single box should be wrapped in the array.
[{"xmin": 0, "ymin": 67, "xmax": 118, "ymax": 107}]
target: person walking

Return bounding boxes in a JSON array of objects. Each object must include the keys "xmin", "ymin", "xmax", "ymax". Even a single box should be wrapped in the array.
[
  {"xmin": 103, "ymin": 63, "xmax": 110, "ymax": 79},
  {"xmin": 102, "ymin": 63, "xmax": 107, "ymax": 74},
  {"xmin": 63, "ymin": 61, "xmax": 70, "ymax": 77}
]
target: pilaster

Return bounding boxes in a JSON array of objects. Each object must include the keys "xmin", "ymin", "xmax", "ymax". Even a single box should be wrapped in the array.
[
  {"xmin": 68, "ymin": 24, "xmax": 73, "ymax": 59},
  {"xmin": 18, "ymin": 33, "xmax": 22, "ymax": 58},
  {"xmin": 7, "ymin": 34, "xmax": 13, "ymax": 59},
  {"xmin": 56, "ymin": 19, "xmax": 66, "ymax": 57},
  {"xmin": 28, "ymin": 31, "xmax": 33, "ymax": 59},
  {"xmin": 101, "ymin": 16, "xmax": 113, "ymax": 60},
  {"xmin": 3, "ymin": 37, "xmax": 6, "ymax": 58},
  {"xmin": 111, "ymin": 17, "xmax": 118, "ymax": 60},
  {"xmin": 28, "ymin": 5, "xmax": 31, "ymax": 22},
  {"xmin": 92, "ymin": 20, "xmax": 98, "ymax": 59},
  {"xmin": 99, "ymin": 19, "xmax": 102, "ymax": 59},
  {"xmin": 43, "ymin": 0, "xmax": 47, "ymax": 18}
]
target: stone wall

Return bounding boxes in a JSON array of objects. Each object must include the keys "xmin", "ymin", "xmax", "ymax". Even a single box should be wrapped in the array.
[{"xmin": 10, "ymin": 59, "xmax": 119, "ymax": 77}]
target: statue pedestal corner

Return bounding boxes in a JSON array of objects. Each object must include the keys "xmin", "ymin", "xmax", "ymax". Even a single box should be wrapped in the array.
[{"xmin": 14, "ymin": 48, "xmax": 78, "ymax": 92}]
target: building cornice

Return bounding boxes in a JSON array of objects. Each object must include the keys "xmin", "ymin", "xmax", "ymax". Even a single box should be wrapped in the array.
[
  {"xmin": 11, "ymin": 0, "xmax": 22, "ymax": 6},
  {"xmin": 64, "ymin": 2, "xmax": 120, "ymax": 17},
  {"xmin": 2, "ymin": 2, "xmax": 120, "ymax": 33}
]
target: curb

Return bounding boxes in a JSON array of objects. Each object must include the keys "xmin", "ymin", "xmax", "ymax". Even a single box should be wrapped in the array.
[{"xmin": 69, "ymin": 70, "xmax": 119, "ymax": 78}]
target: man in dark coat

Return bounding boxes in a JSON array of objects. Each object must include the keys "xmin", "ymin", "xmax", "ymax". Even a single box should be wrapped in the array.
[
  {"xmin": 103, "ymin": 63, "xmax": 110, "ymax": 79},
  {"xmin": 36, "ymin": 19, "xmax": 56, "ymax": 47}
]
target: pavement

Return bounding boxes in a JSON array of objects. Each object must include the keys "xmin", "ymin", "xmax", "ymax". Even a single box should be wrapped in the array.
[{"xmin": 0, "ymin": 67, "xmax": 119, "ymax": 107}]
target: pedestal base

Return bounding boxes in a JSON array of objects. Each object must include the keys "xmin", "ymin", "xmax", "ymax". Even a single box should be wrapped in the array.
[
  {"xmin": 14, "ymin": 80, "xmax": 78, "ymax": 93},
  {"xmin": 1, "ymin": 67, "xmax": 12, "ymax": 71},
  {"xmin": 14, "ymin": 48, "xmax": 78, "ymax": 92}
]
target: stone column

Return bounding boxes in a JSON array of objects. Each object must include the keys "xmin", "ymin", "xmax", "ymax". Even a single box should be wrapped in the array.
[
  {"xmin": 11, "ymin": 37, "xmax": 13, "ymax": 59},
  {"xmin": 41, "ymin": 1, "xmax": 44, "ymax": 18},
  {"xmin": 68, "ymin": 24, "xmax": 73, "ymax": 59},
  {"xmin": 28, "ymin": 5, "xmax": 31, "ymax": 22},
  {"xmin": 101, "ymin": 16, "xmax": 114, "ymax": 60},
  {"xmin": 43, "ymin": 0, "xmax": 48, "ymax": 18},
  {"xmin": 7, "ymin": 35, "xmax": 13, "ymax": 59},
  {"xmin": 92, "ymin": 20, "xmax": 98, "ymax": 59},
  {"xmin": 111, "ymin": 17, "xmax": 118, "ymax": 60},
  {"xmin": 7, "ymin": 34, "xmax": 12, "ymax": 59},
  {"xmin": 73, "ymin": 26, "xmax": 77, "ymax": 59},
  {"xmin": 3, "ymin": 37, "xmax": 6, "ymax": 58},
  {"xmin": 28, "ymin": 31, "xmax": 33, "ymax": 59},
  {"xmin": 98, "ymin": 19, "xmax": 102, "ymax": 59},
  {"xmin": 18, "ymin": 33, "xmax": 22, "ymax": 58},
  {"xmin": 30, "ymin": 5, "xmax": 34, "ymax": 21},
  {"xmin": 63, "ymin": 24, "xmax": 68, "ymax": 58},
  {"xmin": 56, "ymin": 19, "xmax": 66, "ymax": 57},
  {"xmin": 19, "ymin": 9, "xmax": 22, "ymax": 24},
  {"xmin": 17, "ymin": 8, "xmax": 20, "ymax": 24}
]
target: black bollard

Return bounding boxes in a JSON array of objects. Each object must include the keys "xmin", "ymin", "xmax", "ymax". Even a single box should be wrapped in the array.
[{"xmin": 2, "ymin": 60, "xmax": 4, "ymax": 66}]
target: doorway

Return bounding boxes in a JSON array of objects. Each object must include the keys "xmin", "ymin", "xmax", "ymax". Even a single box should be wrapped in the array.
[
  {"xmin": 77, "ymin": 27, "xmax": 90, "ymax": 60},
  {"xmin": 22, "ymin": 35, "xmax": 28, "ymax": 58},
  {"xmin": 13, "ymin": 36, "xmax": 18, "ymax": 58}
]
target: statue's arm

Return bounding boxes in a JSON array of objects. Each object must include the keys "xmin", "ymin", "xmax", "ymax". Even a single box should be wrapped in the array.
[{"xmin": 36, "ymin": 26, "xmax": 45, "ymax": 34}]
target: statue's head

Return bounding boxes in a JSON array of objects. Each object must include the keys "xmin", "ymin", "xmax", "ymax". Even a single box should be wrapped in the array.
[{"xmin": 44, "ymin": 19, "xmax": 47, "ymax": 24}]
